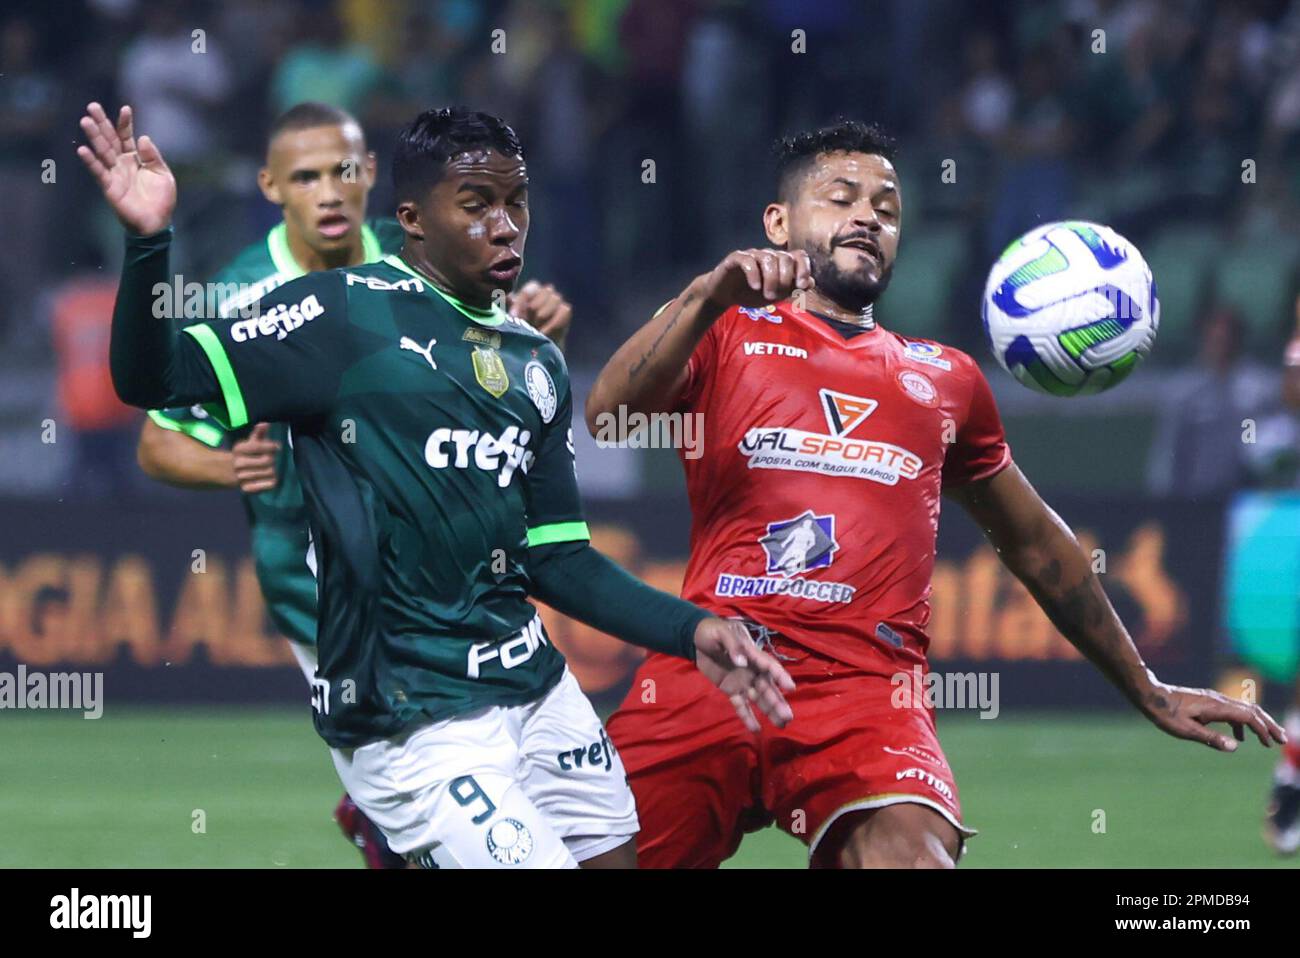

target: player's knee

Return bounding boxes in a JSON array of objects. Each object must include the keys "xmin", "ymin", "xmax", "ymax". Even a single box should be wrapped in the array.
[
  {"xmin": 828, "ymin": 808, "xmax": 960, "ymax": 869},
  {"xmin": 839, "ymin": 829, "xmax": 955, "ymax": 869}
]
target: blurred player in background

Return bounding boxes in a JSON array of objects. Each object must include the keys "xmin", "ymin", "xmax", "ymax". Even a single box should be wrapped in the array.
[
  {"xmin": 83, "ymin": 102, "xmax": 794, "ymax": 868},
  {"xmin": 131, "ymin": 100, "xmax": 402, "ymax": 868},
  {"xmin": 125, "ymin": 100, "xmax": 573, "ymax": 867},
  {"xmin": 587, "ymin": 120, "xmax": 1287, "ymax": 868},
  {"xmin": 1264, "ymin": 305, "xmax": 1300, "ymax": 855}
]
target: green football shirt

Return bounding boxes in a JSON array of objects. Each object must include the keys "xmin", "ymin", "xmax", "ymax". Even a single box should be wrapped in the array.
[
  {"xmin": 150, "ymin": 219, "xmax": 404, "ymax": 648},
  {"xmin": 180, "ymin": 254, "xmax": 586, "ymax": 747}
]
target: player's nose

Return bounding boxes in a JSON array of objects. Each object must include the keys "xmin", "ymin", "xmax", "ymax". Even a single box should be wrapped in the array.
[
  {"xmin": 487, "ymin": 208, "xmax": 521, "ymax": 243},
  {"xmin": 849, "ymin": 208, "xmax": 882, "ymax": 232}
]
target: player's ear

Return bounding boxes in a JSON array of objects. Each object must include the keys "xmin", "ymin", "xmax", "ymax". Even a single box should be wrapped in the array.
[
  {"xmin": 258, "ymin": 166, "xmax": 281, "ymax": 205},
  {"xmin": 764, "ymin": 202, "xmax": 789, "ymax": 248},
  {"xmin": 396, "ymin": 200, "xmax": 423, "ymax": 241},
  {"xmin": 362, "ymin": 151, "xmax": 377, "ymax": 189}
]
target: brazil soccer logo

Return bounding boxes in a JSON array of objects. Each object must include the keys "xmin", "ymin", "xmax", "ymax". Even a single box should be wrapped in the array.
[{"xmin": 759, "ymin": 511, "xmax": 839, "ymax": 577}]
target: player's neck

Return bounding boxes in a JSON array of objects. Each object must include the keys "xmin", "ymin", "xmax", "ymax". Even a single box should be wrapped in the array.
[
  {"xmin": 802, "ymin": 290, "xmax": 876, "ymax": 328},
  {"xmin": 285, "ymin": 226, "xmax": 366, "ymax": 274},
  {"xmin": 398, "ymin": 245, "xmax": 494, "ymax": 311}
]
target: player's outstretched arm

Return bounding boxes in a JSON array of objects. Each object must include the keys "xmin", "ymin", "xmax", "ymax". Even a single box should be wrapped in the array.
[
  {"xmin": 584, "ymin": 249, "xmax": 812, "ymax": 433},
  {"xmin": 76, "ymin": 102, "xmax": 175, "ymax": 237},
  {"xmin": 528, "ymin": 541, "xmax": 795, "ymax": 730},
  {"xmin": 138, "ymin": 418, "xmax": 284, "ymax": 493},
  {"xmin": 947, "ymin": 463, "xmax": 1287, "ymax": 752},
  {"xmin": 78, "ymin": 101, "xmax": 217, "ymax": 410},
  {"xmin": 137, "ymin": 416, "xmax": 237, "ymax": 489}
]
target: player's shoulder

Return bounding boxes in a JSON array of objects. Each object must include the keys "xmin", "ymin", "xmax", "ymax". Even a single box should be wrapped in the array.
[
  {"xmin": 233, "ymin": 268, "xmax": 349, "ymax": 334},
  {"xmin": 212, "ymin": 231, "xmax": 279, "ymax": 286},
  {"xmin": 511, "ymin": 322, "xmax": 568, "ymax": 378},
  {"xmin": 324, "ymin": 258, "xmax": 429, "ymax": 304},
  {"xmin": 884, "ymin": 328, "xmax": 984, "ymax": 378},
  {"xmin": 365, "ymin": 217, "xmax": 407, "ymax": 255}
]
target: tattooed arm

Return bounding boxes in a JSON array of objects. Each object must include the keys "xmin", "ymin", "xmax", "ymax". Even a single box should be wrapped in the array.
[
  {"xmin": 584, "ymin": 249, "xmax": 811, "ymax": 433},
  {"xmin": 946, "ymin": 463, "xmax": 1287, "ymax": 752}
]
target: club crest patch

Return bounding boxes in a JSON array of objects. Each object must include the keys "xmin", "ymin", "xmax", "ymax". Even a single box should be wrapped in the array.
[
  {"xmin": 524, "ymin": 360, "xmax": 557, "ymax": 423},
  {"xmin": 472, "ymin": 346, "xmax": 510, "ymax": 398},
  {"xmin": 486, "ymin": 818, "xmax": 534, "ymax": 865},
  {"xmin": 897, "ymin": 369, "xmax": 939, "ymax": 407}
]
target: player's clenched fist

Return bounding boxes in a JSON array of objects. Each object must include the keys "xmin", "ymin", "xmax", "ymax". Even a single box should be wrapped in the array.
[
  {"xmin": 692, "ymin": 618, "xmax": 796, "ymax": 731},
  {"xmin": 699, "ymin": 248, "xmax": 814, "ymax": 313},
  {"xmin": 508, "ymin": 280, "xmax": 573, "ymax": 349},
  {"xmin": 231, "ymin": 423, "xmax": 281, "ymax": 495},
  {"xmin": 76, "ymin": 102, "xmax": 176, "ymax": 236}
]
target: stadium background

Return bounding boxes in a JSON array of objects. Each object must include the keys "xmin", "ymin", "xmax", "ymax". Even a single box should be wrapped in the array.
[{"xmin": 2, "ymin": 0, "xmax": 1299, "ymax": 867}]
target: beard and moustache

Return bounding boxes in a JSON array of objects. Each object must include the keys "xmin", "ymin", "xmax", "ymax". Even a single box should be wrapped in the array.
[{"xmin": 804, "ymin": 235, "xmax": 894, "ymax": 313}]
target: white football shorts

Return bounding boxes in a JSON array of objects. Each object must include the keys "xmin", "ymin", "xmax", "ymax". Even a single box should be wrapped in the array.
[{"xmin": 330, "ymin": 666, "xmax": 638, "ymax": 868}]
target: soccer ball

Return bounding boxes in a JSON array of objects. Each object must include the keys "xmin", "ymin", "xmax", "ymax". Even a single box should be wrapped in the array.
[{"xmin": 982, "ymin": 221, "xmax": 1159, "ymax": 396}]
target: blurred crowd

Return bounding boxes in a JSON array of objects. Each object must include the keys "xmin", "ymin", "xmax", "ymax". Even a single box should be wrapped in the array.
[{"xmin": 4, "ymin": 0, "xmax": 1300, "ymax": 497}]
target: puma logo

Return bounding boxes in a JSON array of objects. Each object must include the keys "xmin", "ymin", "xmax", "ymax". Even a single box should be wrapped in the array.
[{"xmin": 400, "ymin": 336, "xmax": 438, "ymax": 371}]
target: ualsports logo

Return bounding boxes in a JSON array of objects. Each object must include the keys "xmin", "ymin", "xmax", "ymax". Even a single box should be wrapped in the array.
[{"xmin": 738, "ymin": 389, "xmax": 922, "ymax": 485}]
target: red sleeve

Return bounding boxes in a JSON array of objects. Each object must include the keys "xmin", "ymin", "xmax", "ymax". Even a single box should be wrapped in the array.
[
  {"xmin": 676, "ymin": 309, "xmax": 727, "ymax": 412},
  {"xmin": 942, "ymin": 361, "xmax": 1012, "ymax": 488}
]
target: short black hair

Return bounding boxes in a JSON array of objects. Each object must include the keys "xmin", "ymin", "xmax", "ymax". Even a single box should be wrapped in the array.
[
  {"xmin": 268, "ymin": 102, "xmax": 362, "ymax": 144},
  {"xmin": 392, "ymin": 107, "xmax": 525, "ymax": 201},
  {"xmin": 774, "ymin": 119, "xmax": 898, "ymax": 201}
]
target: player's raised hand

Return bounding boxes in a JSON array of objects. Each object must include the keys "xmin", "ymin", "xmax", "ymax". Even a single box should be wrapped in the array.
[
  {"xmin": 1140, "ymin": 679, "xmax": 1286, "ymax": 752},
  {"xmin": 508, "ymin": 280, "xmax": 572, "ymax": 349},
  {"xmin": 231, "ymin": 423, "xmax": 281, "ymax": 494},
  {"xmin": 692, "ymin": 618, "xmax": 795, "ymax": 732},
  {"xmin": 76, "ymin": 102, "xmax": 176, "ymax": 236},
  {"xmin": 699, "ymin": 249, "xmax": 814, "ymax": 312}
]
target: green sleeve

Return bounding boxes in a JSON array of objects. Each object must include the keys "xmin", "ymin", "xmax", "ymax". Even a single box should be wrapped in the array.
[
  {"xmin": 147, "ymin": 407, "xmax": 229, "ymax": 448},
  {"xmin": 522, "ymin": 347, "xmax": 706, "ymax": 660},
  {"xmin": 179, "ymin": 270, "xmax": 352, "ymax": 428},
  {"xmin": 111, "ymin": 228, "xmax": 223, "ymax": 410},
  {"xmin": 528, "ymin": 540, "xmax": 706, "ymax": 661},
  {"xmin": 521, "ymin": 348, "xmax": 585, "ymax": 542}
]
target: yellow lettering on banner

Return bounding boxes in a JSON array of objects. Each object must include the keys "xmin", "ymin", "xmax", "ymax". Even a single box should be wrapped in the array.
[
  {"xmin": 926, "ymin": 561, "xmax": 959, "ymax": 659},
  {"xmin": 542, "ymin": 526, "xmax": 673, "ymax": 694},
  {"xmin": 993, "ymin": 579, "xmax": 1056, "ymax": 660},
  {"xmin": 1, "ymin": 555, "xmax": 68, "ymax": 665},
  {"xmin": 229, "ymin": 558, "xmax": 296, "ymax": 665},
  {"xmin": 102, "ymin": 556, "xmax": 161, "ymax": 665},
  {"xmin": 961, "ymin": 551, "xmax": 999, "ymax": 658},
  {"xmin": 164, "ymin": 557, "xmax": 228, "ymax": 665},
  {"xmin": 66, "ymin": 556, "xmax": 111, "ymax": 664},
  {"xmin": 1115, "ymin": 524, "xmax": 1185, "ymax": 651}
]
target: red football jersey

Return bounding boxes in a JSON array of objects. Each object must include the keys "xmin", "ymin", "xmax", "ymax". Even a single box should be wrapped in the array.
[{"xmin": 675, "ymin": 300, "xmax": 1011, "ymax": 674}]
